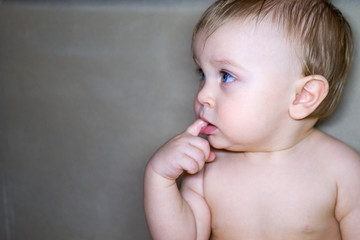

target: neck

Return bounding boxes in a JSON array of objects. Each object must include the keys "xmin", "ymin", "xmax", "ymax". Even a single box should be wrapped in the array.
[{"xmin": 242, "ymin": 118, "xmax": 318, "ymax": 162}]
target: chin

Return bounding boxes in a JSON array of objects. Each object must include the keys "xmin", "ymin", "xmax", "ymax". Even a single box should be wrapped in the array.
[
  {"xmin": 208, "ymin": 136, "xmax": 232, "ymax": 151},
  {"xmin": 208, "ymin": 136, "xmax": 250, "ymax": 152}
]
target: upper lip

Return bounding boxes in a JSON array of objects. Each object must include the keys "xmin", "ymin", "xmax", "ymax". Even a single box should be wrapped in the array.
[{"xmin": 200, "ymin": 116, "xmax": 215, "ymax": 127}]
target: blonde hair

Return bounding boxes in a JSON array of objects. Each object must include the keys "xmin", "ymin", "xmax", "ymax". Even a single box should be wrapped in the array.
[{"xmin": 192, "ymin": 0, "xmax": 354, "ymax": 120}]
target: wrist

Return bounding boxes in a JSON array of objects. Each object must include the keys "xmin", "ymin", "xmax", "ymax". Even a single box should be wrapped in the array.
[{"xmin": 145, "ymin": 162, "xmax": 178, "ymax": 188}]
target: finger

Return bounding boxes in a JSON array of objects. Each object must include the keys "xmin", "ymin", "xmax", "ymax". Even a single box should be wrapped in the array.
[
  {"xmin": 188, "ymin": 137, "xmax": 210, "ymax": 161},
  {"xmin": 185, "ymin": 119, "xmax": 207, "ymax": 137},
  {"xmin": 206, "ymin": 151, "xmax": 216, "ymax": 162},
  {"xmin": 179, "ymin": 154, "xmax": 200, "ymax": 175},
  {"xmin": 182, "ymin": 144, "xmax": 206, "ymax": 162}
]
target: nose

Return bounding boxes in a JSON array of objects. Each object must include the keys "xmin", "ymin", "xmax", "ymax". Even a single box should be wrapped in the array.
[{"xmin": 196, "ymin": 82, "xmax": 216, "ymax": 108}]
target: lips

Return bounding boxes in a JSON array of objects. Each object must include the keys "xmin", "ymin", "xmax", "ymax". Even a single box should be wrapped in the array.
[{"xmin": 199, "ymin": 117, "xmax": 218, "ymax": 135}]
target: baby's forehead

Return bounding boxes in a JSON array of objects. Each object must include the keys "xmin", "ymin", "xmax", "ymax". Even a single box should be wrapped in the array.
[
  {"xmin": 192, "ymin": 17, "xmax": 292, "ymax": 57},
  {"xmin": 196, "ymin": 15, "xmax": 289, "ymax": 41},
  {"xmin": 192, "ymin": 18, "xmax": 302, "ymax": 76}
]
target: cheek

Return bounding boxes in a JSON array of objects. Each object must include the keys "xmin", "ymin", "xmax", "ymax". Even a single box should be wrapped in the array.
[
  {"xmin": 217, "ymin": 93, "xmax": 264, "ymax": 129},
  {"xmin": 218, "ymin": 99, "xmax": 244, "ymax": 125}
]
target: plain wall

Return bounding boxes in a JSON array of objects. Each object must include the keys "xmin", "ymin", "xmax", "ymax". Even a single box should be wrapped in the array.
[{"xmin": 0, "ymin": 1, "xmax": 359, "ymax": 239}]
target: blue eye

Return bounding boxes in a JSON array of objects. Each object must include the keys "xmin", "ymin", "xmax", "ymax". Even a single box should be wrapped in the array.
[
  {"xmin": 197, "ymin": 69, "xmax": 206, "ymax": 81},
  {"xmin": 221, "ymin": 71, "xmax": 236, "ymax": 83},
  {"xmin": 201, "ymin": 71, "xmax": 206, "ymax": 81}
]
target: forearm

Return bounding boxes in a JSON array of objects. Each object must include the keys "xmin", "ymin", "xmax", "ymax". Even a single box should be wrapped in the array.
[
  {"xmin": 144, "ymin": 165, "xmax": 197, "ymax": 240},
  {"xmin": 143, "ymin": 119, "xmax": 214, "ymax": 239}
]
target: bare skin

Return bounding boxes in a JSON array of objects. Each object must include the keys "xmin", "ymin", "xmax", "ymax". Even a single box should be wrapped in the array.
[
  {"xmin": 199, "ymin": 129, "xmax": 360, "ymax": 239},
  {"xmin": 144, "ymin": 19, "xmax": 360, "ymax": 240},
  {"xmin": 145, "ymin": 124, "xmax": 360, "ymax": 240}
]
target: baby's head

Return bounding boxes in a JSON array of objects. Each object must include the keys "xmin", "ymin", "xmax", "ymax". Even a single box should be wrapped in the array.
[{"xmin": 192, "ymin": 0, "xmax": 353, "ymax": 120}]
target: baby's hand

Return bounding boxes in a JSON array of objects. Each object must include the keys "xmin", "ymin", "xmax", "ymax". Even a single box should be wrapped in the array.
[{"xmin": 148, "ymin": 119, "xmax": 216, "ymax": 180}]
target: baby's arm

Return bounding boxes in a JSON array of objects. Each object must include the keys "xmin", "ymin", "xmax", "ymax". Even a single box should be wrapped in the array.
[
  {"xmin": 335, "ymin": 148, "xmax": 360, "ymax": 239},
  {"xmin": 144, "ymin": 119, "xmax": 215, "ymax": 240}
]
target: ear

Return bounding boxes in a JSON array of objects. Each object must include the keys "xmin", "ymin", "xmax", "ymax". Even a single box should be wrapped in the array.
[{"xmin": 289, "ymin": 75, "xmax": 329, "ymax": 120}]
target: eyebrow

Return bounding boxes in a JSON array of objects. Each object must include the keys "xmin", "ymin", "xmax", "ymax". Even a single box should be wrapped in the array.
[{"xmin": 213, "ymin": 58, "xmax": 248, "ymax": 71}]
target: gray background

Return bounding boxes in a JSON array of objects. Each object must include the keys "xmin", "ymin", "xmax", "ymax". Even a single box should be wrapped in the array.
[{"xmin": 0, "ymin": 0, "xmax": 359, "ymax": 239}]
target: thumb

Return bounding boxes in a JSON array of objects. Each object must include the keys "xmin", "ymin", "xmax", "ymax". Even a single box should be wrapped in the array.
[
  {"xmin": 185, "ymin": 119, "xmax": 207, "ymax": 137},
  {"xmin": 206, "ymin": 151, "xmax": 216, "ymax": 162}
]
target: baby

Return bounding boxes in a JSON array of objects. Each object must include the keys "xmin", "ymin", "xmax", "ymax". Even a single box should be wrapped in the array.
[{"xmin": 144, "ymin": 0, "xmax": 360, "ymax": 239}]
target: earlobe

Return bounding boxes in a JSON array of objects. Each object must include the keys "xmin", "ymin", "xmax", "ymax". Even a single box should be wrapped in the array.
[{"xmin": 289, "ymin": 75, "xmax": 329, "ymax": 120}]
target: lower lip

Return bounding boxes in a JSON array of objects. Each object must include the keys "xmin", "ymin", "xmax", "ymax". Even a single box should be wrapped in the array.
[{"xmin": 200, "ymin": 124, "xmax": 218, "ymax": 135}]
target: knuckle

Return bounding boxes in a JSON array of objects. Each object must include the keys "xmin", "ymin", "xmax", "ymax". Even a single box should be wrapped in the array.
[
  {"xmin": 198, "ymin": 137, "xmax": 210, "ymax": 150},
  {"xmin": 186, "ymin": 159, "xmax": 199, "ymax": 174},
  {"xmin": 193, "ymin": 148, "xmax": 205, "ymax": 161},
  {"xmin": 198, "ymin": 139, "xmax": 210, "ymax": 158},
  {"xmin": 199, "ymin": 138, "xmax": 210, "ymax": 150}
]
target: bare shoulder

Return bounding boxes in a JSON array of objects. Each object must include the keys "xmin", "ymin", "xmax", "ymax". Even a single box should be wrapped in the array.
[
  {"xmin": 308, "ymin": 130, "xmax": 360, "ymax": 161},
  {"xmin": 315, "ymin": 131, "xmax": 360, "ymax": 224},
  {"xmin": 311, "ymin": 129, "xmax": 360, "ymax": 165},
  {"xmin": 312, "ymin": 130, "xmax": 360, "ymax": 187},
  {"xmin": 313, "ymin": 130, "xmax": 360, "ymax": 237}
]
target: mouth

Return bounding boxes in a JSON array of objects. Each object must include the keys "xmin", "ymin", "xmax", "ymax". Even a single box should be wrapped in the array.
[{"xmin": 199, "ymin": 117, "xmax": 218, "ymax": 135}]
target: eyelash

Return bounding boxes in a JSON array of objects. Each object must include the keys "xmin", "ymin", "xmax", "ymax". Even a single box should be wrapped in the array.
[
  {"xmin": 197, "ymin": 68, "xmax": 236, "ymax": 84},
  {"xmin": 221, "ymin": 71, "xmax": 236, "ymax": 83},
  {"xmin": 197, "ymin": 68, "xmax": 206, "ymax": 81}
]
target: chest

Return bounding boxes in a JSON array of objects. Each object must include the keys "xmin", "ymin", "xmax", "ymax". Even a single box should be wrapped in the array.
[{"xmin": 204, "ymin": 161, "xmax": 338, "ymax": 238}]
